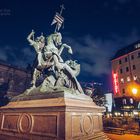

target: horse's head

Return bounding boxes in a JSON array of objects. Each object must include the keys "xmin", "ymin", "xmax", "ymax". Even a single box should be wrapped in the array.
[{"xmin": 52, "ymin": 32, "xmax": 62, "ymax": 46}]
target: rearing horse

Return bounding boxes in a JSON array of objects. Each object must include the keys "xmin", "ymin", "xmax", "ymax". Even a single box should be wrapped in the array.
[{"xmin": 32, "ymin": 32, "xmax": 83, "ymax": 93}]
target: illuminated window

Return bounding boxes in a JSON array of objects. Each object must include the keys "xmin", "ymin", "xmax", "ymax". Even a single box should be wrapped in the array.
[
  {"xmin": 134, "ymin": 75, "xmax": 137, "ymax": 81},
  {"xmin": 135, "ymin": 43, "xmax": 140, "ymax": 49},
  {"xmin": 130, "ymin": 98, "xmax": 133, "ymax": 104},
  {"xmin": 120, "ymin": 78, "xmax": 124, "ymax": 83},
  {"xmin": 127, "ymin": 76, "xmax": 131, "ymax": 82},
  {"xmin": 123, "ymin": 99, "xmax": 127, "ymax": 105}
]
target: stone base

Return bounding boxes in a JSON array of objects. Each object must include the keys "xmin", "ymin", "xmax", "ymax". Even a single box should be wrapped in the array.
[{"xmin": 0, "ymin": 95, "xmax": 108, "ymax": 140}]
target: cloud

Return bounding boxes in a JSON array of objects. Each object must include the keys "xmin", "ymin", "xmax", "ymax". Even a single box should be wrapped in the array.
[
  {"xmin": 0, "ymin": 48, "xmax": 8, "ymax": 61},
  {"xmin": 64, "ymin": 30, "xmax": 140, "ymax": 78},
  {"xmin": 0, "ymin": 45, "xmax": 35, "ymax": 68},
  {"xmin": 0, "ymin": 29, "xmax": 139, "ymax": 79}
]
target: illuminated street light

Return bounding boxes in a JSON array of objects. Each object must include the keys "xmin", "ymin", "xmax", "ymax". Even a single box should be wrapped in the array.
[{"xmin": 132, "ymin": 88, "xmax": 138, "ymax": 95}]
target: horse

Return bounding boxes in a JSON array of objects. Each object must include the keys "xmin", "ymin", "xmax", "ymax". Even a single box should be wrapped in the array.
[{"xmin": 32, "ymin": 32, "xmax": 83, "ymax": 93}]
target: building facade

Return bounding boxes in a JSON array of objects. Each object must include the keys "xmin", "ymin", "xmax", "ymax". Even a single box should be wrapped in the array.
[
  {"xmin": 112, "ymin": 41, "xmax": 140, "ymax": 98},
  {"xmin": 0, "ymin": 60, "xmax": 31, "ymax": 98},
  {"xmin": 111, "ymin": 41, "xmax": 140, "ymax": 116}
]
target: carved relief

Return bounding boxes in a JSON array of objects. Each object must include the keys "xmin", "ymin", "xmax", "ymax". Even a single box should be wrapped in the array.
[
  {"xmin": 0, "ymin": 114, "xmax": 3, "ymax": 130},
  {"xmin": 81, "ymin": 114, "xmax": 93, "ymax": 135},
  {"xmin": 0, "ymin": 105, "xmax": 105, "ymax": 139},
  {"xmin": 18, "ymin": 113, "xmax": 32, "ymax": 133},
  {"xmin": 72, "ymin": 113, "xmax": 94, "ymax": 138}
]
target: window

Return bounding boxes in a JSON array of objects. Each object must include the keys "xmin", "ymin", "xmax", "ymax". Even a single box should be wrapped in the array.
[
  {"xmin": 125, "ymin": 57, "xmax": 128, "ymax": 62},
  {"xmin": 130, "ymin": 98, "xmax": 133, "ymax": 104},
  {"xmin": 120, "ymin": 68, "xmax": 123, "ymax": 74},
  {"xmin": 123, "ymin": 99, "xmax": 127, "ymax": 105},
  {"xmin": 135, "ymin": 43, "xmax": 140, "ymax": 49},
  {"xmin": 134, "ymin": 75, "xmax": 137, "ymax": 81},
  {"xmin": 132, "ymin": 65, "xmax": 136, "ymax": 70},
  {"xmin": 120, "ymin": 78, "xmax": 124, "ymax": 83},
  {"xmin": 122, "ymin": 88, "xmax": 125, "ymax": 94},
  {"xmin": 138, "ymin": 52, "xmax": 140, "ymax": 58},
  {"xmin": 131, "ymin": 55, "xmax": 134, "ymax": 60},
  {"xmin": 119, "ymin": 60, "xmax": 122, "ymax": 64},
  {"xmin": 126, "ymin": 67, "xmax": 129, "ymax": 72},
  {"xmin": 127, "ymin": 76, "xmax": 131, "ymax": 82}
]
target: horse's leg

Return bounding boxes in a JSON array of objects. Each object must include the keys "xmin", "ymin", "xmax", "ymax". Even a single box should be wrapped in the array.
[
  {"xmin": 53, "ymin": 55, "xmax": 63, "ymax": 71},
  {"xmin": 63, "ymin": 63, "xmax": 83, "ymax": 93}
]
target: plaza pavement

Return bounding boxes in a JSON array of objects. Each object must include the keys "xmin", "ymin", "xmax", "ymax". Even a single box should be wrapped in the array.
[{"xmin": 106, "ymin": 133, "xmax": 140, "ymax": 140}]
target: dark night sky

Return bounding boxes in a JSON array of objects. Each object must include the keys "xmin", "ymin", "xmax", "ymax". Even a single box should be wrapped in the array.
[{"xmin": 1, "ymin": 0, "xmax": 140, "ymax": 91}]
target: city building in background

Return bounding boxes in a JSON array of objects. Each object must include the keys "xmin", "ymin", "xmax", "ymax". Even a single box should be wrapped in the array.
[
  {"xmin": 111, "ymin": 40, "xmax": 140, "ymax": 116},
  {"xmin": 81, "ymin": 81, "xmax": 103, "ymax": 96},
  {"xmin": 104, "ymin": 93, "xmax": 113, "ymax": 112},
  {"xmin": 81, "ymin": 81, "xmax": 107, "ymax": 106},
  {"xmin": 0, "ymin": 60, "xmax": 31, "ymax": 99}
]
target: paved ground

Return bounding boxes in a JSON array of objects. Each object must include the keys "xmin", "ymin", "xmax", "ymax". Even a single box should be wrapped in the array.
[{"xmin": 106, "ymin": 133, "xmax": 140, "ymax": 140}]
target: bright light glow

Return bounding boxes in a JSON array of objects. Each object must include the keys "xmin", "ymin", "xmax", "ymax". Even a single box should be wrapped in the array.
[
  {"xmin": 127, "ymin": 82, "xmax": 140, "ymax": 97},
  {"xmin": 134, "ymin": 75, "xmax": 137, "ymax": 81},
  {"xmin": 120, "ymin": 78, "xmax": 124, "ymax": 83},
  {"xmin": 127, "ymin": 76, "xmax": 131, "ymax": 82},
  {"xmin": 132, "ymin": 88, "xmax": 138, "ymax": 95},
  {"xmin": 114, "ymin": 112, "xmax": 118, "ymax": 116},
  {"xmin": 114, "ymin": 112, "xmax": 120, "ymax": 116},
  {"xmin": 133, "ymin": 111, "xmax": 138, "ymax": 115},
  {"xmin": 121, "ymin": 114, "xmax": 123, "ymax": 117}
]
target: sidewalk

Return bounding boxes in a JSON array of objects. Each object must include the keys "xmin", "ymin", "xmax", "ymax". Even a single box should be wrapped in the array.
[{"xmin": 106, "ymin": 133, "xmax": 140, "ymax": 140}]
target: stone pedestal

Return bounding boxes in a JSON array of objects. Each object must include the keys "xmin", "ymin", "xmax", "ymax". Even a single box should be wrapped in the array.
[{"xmin": 0, "ymin": 92, "xmax": 108, "ymax": 140}]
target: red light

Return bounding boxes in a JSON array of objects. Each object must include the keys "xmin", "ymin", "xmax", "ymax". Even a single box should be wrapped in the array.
[{"xmin": 113, "ymin": 73, "xmax": 119, "ymax": 94}]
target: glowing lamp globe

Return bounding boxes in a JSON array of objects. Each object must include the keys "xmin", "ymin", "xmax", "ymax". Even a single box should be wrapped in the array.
[{"xmin": 132, "ymin": 88, "xmax": 138, "ymax": 95}]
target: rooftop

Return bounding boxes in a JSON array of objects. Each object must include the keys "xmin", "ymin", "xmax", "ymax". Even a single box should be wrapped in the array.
[
  {"xmin": 0, "ymin": 59, "xmax": 30, "ymax": 73},
  {"xmin": 111, "ymin": 40, "xmax": 140, "ymax": 60}
]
